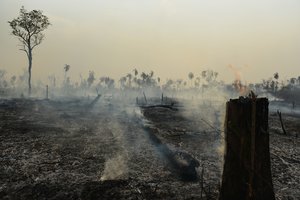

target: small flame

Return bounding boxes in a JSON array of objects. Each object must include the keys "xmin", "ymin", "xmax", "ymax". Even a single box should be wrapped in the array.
[
  {"xmin": 227, "ymin": 64, "xmax": 248, "ymax": 95},
  {"xmin": 228, "ymin": 64, "xmax": 242, "ymax": 81}
]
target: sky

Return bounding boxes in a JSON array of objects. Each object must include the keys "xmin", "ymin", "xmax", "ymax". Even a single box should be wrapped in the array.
[{"xmin": 0, "ymin": 0, "xmax": 300, "ymax": 84}]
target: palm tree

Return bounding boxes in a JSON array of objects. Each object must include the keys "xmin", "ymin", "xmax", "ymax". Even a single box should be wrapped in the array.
[
  {"xmin": 64, "ymin": 64, "xmax": 70, "ymax": 83},
  {"xmin": 133, "ymin": 69, "xmax": 138, "ymax": 77}
]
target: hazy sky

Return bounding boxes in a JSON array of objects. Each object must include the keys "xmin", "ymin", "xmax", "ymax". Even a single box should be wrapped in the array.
[{"xmin": 0, "ymin": 0, "xmax": 300, "ymax": 84}]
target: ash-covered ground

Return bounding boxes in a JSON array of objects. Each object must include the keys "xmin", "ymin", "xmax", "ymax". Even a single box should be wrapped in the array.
[{"xmin": 0, "ymin": 97, "xmax": 299, "ymax": 199}]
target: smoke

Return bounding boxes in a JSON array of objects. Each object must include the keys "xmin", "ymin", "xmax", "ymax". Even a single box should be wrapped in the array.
[
  {"xmin": 100, "ymin": 154, "xmax": 128, "ymax": 181},
  {"xmin": 99, "ymin": 110, "xmax": 130, "ymax": 181},
  {"xmin": 98, "ymin": 99, "xmax": 157, "ymax": 182},
  {"xmin": 176, "ymin": 86, "xmax": 228, "ymax": 172}
]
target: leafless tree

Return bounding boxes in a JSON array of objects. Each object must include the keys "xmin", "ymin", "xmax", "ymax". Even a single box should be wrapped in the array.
[{"xmin": 87, "ymin": 71, "xmax": 95, "ymax": 87}]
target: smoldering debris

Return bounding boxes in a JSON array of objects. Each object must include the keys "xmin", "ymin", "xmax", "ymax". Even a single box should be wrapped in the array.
[
  {"xmin": 139, "ymin": 99, "xmax": 224, "ymax": 185},
  {"xmin": 0, "ymin": 90, "xmax": 299, "ymax": 199},
  {"xmin": 143, "ymin": 123, "xmax": 200, "ymax": 181}
]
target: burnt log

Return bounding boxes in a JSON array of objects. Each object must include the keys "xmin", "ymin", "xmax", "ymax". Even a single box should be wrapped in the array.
[
  {"xmin": 219, "ymin": 97, "xmax": 275, "ymax": 200},
  {"xmin": 144, "ymin": 125, "xmax": 199, "ymax": 181}
]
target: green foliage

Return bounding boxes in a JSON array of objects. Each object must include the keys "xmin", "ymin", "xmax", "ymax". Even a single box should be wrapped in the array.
[{"xmin": 8, "ymin": 6, "xmax": 50, "ymax": 53}]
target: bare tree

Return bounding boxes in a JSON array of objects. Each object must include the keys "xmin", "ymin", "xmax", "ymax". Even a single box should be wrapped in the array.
[
  {"xmin": 87, "ymin": 71, "xmax": 95, "ymax": 88},
  {"xmin": 126, "ymin": 73, "xmax": 133, "ymax": 88},
  {"xmin": 48, "ymin": 75, "xmax": 56, "ymax": 88},
  {"xmin": 8, "ymin": 6, "xmax": 50, "ymax": 95}
]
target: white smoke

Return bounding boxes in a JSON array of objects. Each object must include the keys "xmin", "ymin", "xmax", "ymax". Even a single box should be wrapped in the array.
[{"xmin": 100, "ymin": 154, "xmax": 128, "ymax": 181}]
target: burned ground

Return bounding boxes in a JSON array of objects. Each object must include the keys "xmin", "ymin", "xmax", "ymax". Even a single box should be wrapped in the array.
[{"xmin": 0, "ymin": 98, "xmax": 299, "ymax": 199}]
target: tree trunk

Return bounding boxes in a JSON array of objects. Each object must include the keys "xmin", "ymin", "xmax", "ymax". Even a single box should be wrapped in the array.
[
  {"xmin": 28, "ymin": 49, "xmax": 32, "ymax": 96},
  {"xmin": 219, "ymin": 97, "xmax": 275, "ymax": 200}
]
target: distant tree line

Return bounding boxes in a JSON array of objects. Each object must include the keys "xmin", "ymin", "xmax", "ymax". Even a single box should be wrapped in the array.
[{"xmin": 2, "ymin": 64, "xmax": 299, "ymax": 102}]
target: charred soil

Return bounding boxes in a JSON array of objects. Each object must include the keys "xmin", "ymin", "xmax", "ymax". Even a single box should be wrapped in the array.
[{"xmin": 0, "ymin": 98, "xmax": 299, "ymax": 199}]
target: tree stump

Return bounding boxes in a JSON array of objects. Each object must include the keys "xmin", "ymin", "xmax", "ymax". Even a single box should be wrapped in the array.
[{"xmin": 219, "ymin": 97, "xmax": 275, "ymax": 200}]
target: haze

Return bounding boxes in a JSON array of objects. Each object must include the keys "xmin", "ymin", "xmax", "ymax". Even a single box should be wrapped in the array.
[{"xmin": 0, "ymin": 0, "xmax": 300, "ymax": 84}]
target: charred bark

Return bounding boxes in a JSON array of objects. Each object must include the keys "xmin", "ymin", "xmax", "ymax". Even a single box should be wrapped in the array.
[{"xmin": 219, "ymin": 97, "xmax": 275, "ymax": 200}]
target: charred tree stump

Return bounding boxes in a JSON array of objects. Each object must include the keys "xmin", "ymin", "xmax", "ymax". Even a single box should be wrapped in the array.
[
  {"xmin": 277, "ymin": 110, "xmax": 287, "ymax": 135},
  {"xmin": 219, "ymin": 97, "xmax": 275, "ymax": 200}
]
